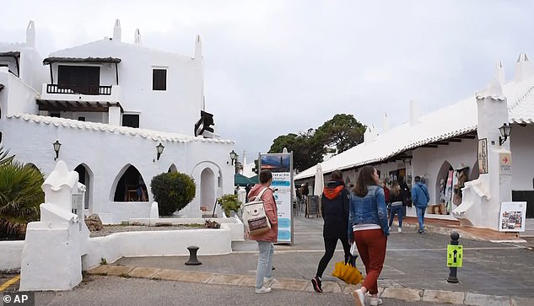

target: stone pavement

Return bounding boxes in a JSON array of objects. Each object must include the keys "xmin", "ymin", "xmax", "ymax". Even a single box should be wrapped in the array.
[{"xmin": 96, "ymin": 215, "xmax": 534, "ymax": 305}]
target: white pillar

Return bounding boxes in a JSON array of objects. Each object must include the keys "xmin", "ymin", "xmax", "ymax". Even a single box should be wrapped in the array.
[
  {"xmin": 108, "ymin": 106, "xmax": 121, "ymax": 126},
  {"xmin": 453, "ymin": 67, "xmax": 512, "ymax": 230}
]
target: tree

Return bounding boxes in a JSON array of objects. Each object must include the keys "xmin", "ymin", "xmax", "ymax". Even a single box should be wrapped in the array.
[
  {"xmin": 269, "ymin": 130, "xmax": 325, "ymax": 172},
  {"xmin": 315, "ymin": 114, "xmax": 366, "ymax": 154},
  {"xmin": 151, "ymin": 172, "xmax": 196, "ymax": 216},
  {"xmin": 267, "ymin": 114, "xmax": 366, "ymax": 172}
]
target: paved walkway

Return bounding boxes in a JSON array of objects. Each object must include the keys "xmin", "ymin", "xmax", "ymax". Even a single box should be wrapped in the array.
[{"xmin": 98, "ymin": 215, "xmax": 534, "ymax": 305}]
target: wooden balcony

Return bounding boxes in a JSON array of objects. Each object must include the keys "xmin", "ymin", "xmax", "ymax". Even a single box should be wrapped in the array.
[{"xmin": 46, "ymin": 84, "xmax": 112, "ymax": 95}]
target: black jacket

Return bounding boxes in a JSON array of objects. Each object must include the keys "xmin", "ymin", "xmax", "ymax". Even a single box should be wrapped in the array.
[{"xmin": 321, "ymin": 180, "xmax": 350, "ymax": 239}]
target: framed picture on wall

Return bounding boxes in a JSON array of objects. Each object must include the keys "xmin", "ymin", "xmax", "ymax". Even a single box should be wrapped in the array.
[{"xmin": 477, "ymin": 138, "xmax": 488, "ymax": 174}]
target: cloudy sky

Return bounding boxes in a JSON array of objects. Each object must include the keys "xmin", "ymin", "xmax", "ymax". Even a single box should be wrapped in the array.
[{"xmin": 2, "ymin": 1, "xmax": 534, "ymax": 162}]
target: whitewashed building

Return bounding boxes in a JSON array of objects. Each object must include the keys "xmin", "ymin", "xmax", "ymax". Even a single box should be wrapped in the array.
[
  {"xmin": 0, "ymin": 21, "xmax": 236, "ymax": 223},
  {"xmin": 295, "ymin": 56, "xmax": 534, "ymax": 230}
]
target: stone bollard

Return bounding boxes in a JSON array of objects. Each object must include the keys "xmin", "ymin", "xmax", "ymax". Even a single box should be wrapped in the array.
[
  {"xmin": 447, "ymin": 231, "xmax": 461, "ymax": 283},
  {"xmin": 185, "ymin": 246, "xmax": 202, "ymax": 265}
]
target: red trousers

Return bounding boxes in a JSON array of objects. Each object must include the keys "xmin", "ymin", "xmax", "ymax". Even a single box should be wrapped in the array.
[{"xmin": 353, "ymin": 229, "xmax": 387, "ymax": 294}]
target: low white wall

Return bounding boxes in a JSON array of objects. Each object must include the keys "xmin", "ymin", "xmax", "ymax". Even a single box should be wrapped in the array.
[
  {"xmin": 0, "ymin": 240, "xmax": 24, "ymax": 271},
  {"xmin": 82, "ymin": 225, "xmax": 233, "ymax": 270},
  {"xmin": 129, "ymin": 216, "xmax": 245, "ymax": 242}
]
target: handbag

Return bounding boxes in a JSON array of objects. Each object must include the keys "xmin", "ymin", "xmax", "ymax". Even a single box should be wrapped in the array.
[
  {"xmin": 332, "ymin": 261, "xmax": 363, "ymax": 285},
  {"xmin": 242, "ymin": 188, "xmax": 271, "ymax": 236}
]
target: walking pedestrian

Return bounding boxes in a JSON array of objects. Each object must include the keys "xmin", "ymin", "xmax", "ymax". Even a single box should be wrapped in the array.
[
  {"xmin": 411, "ymin": 176, "xmax": 430, "ymax": 234},
  {"xmin": 349, "ymin": 166, "xmax": 389, "ymax": 306},
  {"xmin": 388, "ymin": 181, "xmax": 404, "ymax": 233},
  {"xmin": 311, "ymin": 170, "xmax": 352, "ymax": 293},
  {"xmin": 247, "ymin": 170, "xmax": 278, "ymax": 294}
]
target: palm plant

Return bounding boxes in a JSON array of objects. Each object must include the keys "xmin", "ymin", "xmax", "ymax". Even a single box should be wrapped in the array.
[
  {"xmin": 0, "ymin": 146, "xmax": 14, "ymax": 166},
  {"xmin": 0, "ymin": 160, "xmax": 44, "ymax": 240}
]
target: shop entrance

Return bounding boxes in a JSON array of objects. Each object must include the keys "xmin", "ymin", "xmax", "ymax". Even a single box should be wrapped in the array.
[{"xmin": 512, "ymin": 191, "xmax": 534, "ymax": 218}]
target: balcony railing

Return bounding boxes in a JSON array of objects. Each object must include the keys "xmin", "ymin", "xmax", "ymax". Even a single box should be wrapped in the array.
[{"xmin": 46, "ymin": 84, "xmax": 112, "ymax": 95}]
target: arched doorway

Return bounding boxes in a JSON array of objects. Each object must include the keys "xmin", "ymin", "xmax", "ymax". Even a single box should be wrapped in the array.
[
  {"xmin": 168, "ymin": 164, "xmax": 178, "ymax": 173},
  {"xmin": 112, "ymin": 164, "xmax": 148, "ymax": 202},
  {"xmin": 74, "ymin": 164, "xmax": 93, "ymax": 210},
  {"xmin": 436, "ymin": 161, "xmax": 453, "ymax": 214},
  {"xmin": 200, "ymin": 168, "xmax": 216, "ymax": 213}
]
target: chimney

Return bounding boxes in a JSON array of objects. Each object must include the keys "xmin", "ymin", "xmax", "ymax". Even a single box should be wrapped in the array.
[
  {"xmin": 26, "ymin": 20, "xmax": 35, "ymax": 48},
  {"xmin": 134, "ymin": 28, "xmax": 141, "ymax": 45},
  {"xmin": 496, "ymin": 60, "xmax": 505, "ymax": 85},
  {"xmin": 194, "ymin": 35, "xmax": 202, "ymax": 59},
  {"xmin": 383, "ymin": 112, "xmax": 390, "ymax": 132},
  {"xmin": 514, "ymin": 53, "xmax": 534, "ymax": 82},
  {"xmin": 409, "ymin": 100, "xmax": 418, "ymax": 126},
  {"xmin": 113, "ymin": 19, "xmax": 122, "ymax": 42}
]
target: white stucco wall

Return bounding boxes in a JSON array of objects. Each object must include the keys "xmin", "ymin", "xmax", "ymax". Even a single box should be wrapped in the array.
[
  {"xmin": 511, "ymin": 125, "xmax": 534, "ymax": 191},
  {"xmin": 0, "ymin": 115, "xmax": 235, "ymax": 223},
  {"xmin": 0, "ymin": 241, "xmax": 24, "ymax": 271},
  {"xmin": 47, "ymin": 39, "xmax": 204, "ymax": 136},
  {"xmin": 0, "ymin": 69, "xmax": 39, "ymax": 116}
]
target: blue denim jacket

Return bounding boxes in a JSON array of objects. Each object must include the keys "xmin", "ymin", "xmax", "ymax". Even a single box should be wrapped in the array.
[
  {"xmin": 348, "ymin": 185, "xmax": 389, "ymax": 236},
  {"xmin": 411, "ymin": 182, "xmax": 430, "ymax": 208}
]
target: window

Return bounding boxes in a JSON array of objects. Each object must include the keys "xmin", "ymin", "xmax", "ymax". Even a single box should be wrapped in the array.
[
  {"xmin": 152, "ymin": 69, "xmax": 167, "ymax": 91},
  {"xmin": 58, "ymin": 65, "xmax": 100, "ymax": 95},
  {"xmin": 122, "ymin": 114, "xmax": 139, "ymax": 128}
]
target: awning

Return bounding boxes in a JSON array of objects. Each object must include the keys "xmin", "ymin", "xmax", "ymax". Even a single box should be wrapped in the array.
[
  {"xmin": 234, "ymin": 173, "xmax": 252, "ymax": 186},
  {"xmin": 0, "ymin": 51, "xmax": 20, "ymax": 58},
  {"xmin": 43, "ymin": 57, "xmax": 121, "ymax": 65},
  {"xmin": 36, "ymin": 99, "xmax": 123, "ymax": 112}
]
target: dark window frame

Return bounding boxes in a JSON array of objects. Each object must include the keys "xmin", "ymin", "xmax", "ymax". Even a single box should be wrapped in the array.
[
  {"xmin": 122, "ymin": 114, "xmax": 140, "ymax": 128},
  {"xmin": 152, "ymin": 68, "xmax": 167, "ymax": 91}
]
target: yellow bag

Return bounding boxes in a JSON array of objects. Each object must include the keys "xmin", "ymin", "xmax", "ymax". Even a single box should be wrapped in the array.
[{"xmin": 332, "ymin": 261, "xmax": 364, "ymax": 285}]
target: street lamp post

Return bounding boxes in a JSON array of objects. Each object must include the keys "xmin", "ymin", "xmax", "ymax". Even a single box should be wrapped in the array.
[
  {"xmin": 53, "ymin": 140, "xmax": 61, "ymax": 161},
  {"xmin": 156, "ymin": 143, "xmax": 165, "ymax": 160},
  {"xmin": 498, "ymin": 123, "xmax": 511, "ymax": 146}
]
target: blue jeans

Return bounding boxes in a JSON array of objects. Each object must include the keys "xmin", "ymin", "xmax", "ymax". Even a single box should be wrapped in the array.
[
  {"xmin": 256, "ymin": 241, "xmax": 274, "ymax": 289},
  {"xmin": 416, "ymin": 207, "xmax": 426, "ymax": 231},
  {"xmin": 389, "ymin": 205, "xmax": 403, "ymax": 227}
]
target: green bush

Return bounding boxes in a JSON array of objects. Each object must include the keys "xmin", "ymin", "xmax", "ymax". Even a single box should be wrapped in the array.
[
  {"xmin": 218, "ymin": 194, "xmax": 242, "ymax": 217},
  {"xmin": 0, "ymin": 160, "xmax": 45, "ymax": 239},
  {"xmin": 151, "ymin": 171, "xmax": 196, "ymax": 216}
]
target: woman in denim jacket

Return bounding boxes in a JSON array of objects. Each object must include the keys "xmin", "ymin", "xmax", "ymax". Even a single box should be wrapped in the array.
[{"xmin": 349, "ymin": 166, "xmax": 389, "ymax": 306}]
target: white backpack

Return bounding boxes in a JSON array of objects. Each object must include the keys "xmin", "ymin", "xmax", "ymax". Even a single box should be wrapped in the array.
[{"xmin": 242, "ymin": 188, "xmax": 271, "ymax": 236}]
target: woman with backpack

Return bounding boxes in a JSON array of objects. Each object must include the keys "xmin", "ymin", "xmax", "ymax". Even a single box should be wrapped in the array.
[
  {"xmin": 349, "ymin": 166, "xmax": 389, "ymax": 306},
  {"xmin": 247, "ymin": 170, "xmax": 278, "ymax": 294},
  {"xmin": 311, "ymin": 170, "xmax": 353, "ymax": 293}
]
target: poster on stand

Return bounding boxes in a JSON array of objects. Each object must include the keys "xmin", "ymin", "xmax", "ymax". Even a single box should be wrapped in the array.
[
  {"xmin": 499, "ymin": 202, "xmax": 527, "ymax": 232},
  {"xmin": 259, "ymin": 152, "xmax": 294, "ymax": 244}
]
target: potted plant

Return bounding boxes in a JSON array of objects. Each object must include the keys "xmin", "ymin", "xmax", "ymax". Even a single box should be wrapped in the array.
[{"xmin": 217, "ymin": 194, "xmax": 242, "ymax": 217}]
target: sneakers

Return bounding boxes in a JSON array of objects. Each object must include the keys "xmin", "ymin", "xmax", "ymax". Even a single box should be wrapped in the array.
[
  {"xmin": 264, "ymin": 276, "xmax": 275, "ymax": 288},
  {"xmin": 353, "ymin": 289, "xmax": 365, "ymax": 306},
  {"xmin": 418, "ymin": 228, "xmax": 425, "ymax": 234},
  {"xmin": 369, "ymin": 296, "xmax": 383, "ymax": 305},
  {"xmin": 255, "ymin": 286, "xmax": 272, "ymax": 294},
  {"xmin": 311, "ymin": 276, "xmax": 323, "ymax": 293},
  {"xmin": 397, "ymin": 227, "xmax": 402, "ymax": 233}
]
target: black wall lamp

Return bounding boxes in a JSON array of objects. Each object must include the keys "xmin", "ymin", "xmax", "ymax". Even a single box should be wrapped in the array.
[
  {"xmin": 156, "ymin": 143, "xmax": 165, "ymax": 160},
  {"xmin": 498, "ymin": 123, "xmax": 511, "ymax": 146},
  {"xmin": 53, "ymin": 140, "xmax": 61, "ymax": 160},
  {"xmin": 229, "ymin": 150, "xmax": 238, "ymax": 165}
]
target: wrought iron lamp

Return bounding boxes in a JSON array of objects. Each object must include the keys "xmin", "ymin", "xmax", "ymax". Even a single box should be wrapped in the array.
[
  {"xmin": 53, "ymin": 140, "xmax": 61, "ymax": 160},
  {"xmin": 229, "ymin": 150, "xmax": 238, "ymax": 165},
  {"xmin": 498, "ymin": 123, "xmax": 511, "ymax": 146},
  {"xmin": 156, "ymin": 143, "xmax": 165, "ymax": 160}
]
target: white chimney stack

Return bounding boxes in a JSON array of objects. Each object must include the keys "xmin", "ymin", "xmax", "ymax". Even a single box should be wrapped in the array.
[
  {"xmin": 194, "ymin": 35, "xmax": 202, "ymax": 59},
  {"xmin": 514, "ymin": 53, "xmax": 534, "ymax": 82},
  {"xmin": 26, "ymin": 20, "xmax": 35, "ymax": 48},
  {"xmin": 113, "ymin": 19, "xmax": 122, "ymax": 42},
  {"xmin": 409, "ymin": 100, "xmax": 419, "ymax": 126},
  {"xmin": 134, "ymin": 28, "xmax": 141, "ymax": 45}
]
